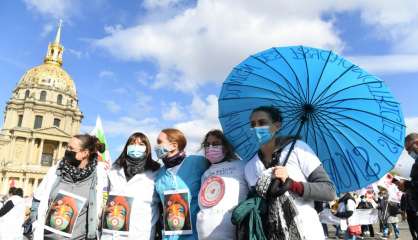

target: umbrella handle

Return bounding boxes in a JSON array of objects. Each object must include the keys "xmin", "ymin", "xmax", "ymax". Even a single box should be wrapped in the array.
[{"xmin": 281, "ymin": 116, "xmax": 307, "ymax": 167}]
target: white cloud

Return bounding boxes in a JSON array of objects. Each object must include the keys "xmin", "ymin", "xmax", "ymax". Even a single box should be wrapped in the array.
[
  {"xmin": 67, "ymin": 48, "xmax": 84, "ymax": 59},
  {"xmin": 40, "ymin": 23, "xmax": 54, "ymax": 37},
  {"xmin": 349, "ymin": 54, "xmax": 418, "ymax": 74},
  {"xmin": 94, "ymin": 0, "xmax": 344, "ymax": 92},
  {"xmin": 99, "ymin": 70, "xmax": 115, "ymax": 79},
  {"xmin": 142, "ymin": 0, "xmax": 184, "ymax": 10},
  {"xmin": 392, "ymin": 117, "xmax": 418, "ymax": 178},
  {"xmin": 406, "ymin": 117, "xmax": 418, "ymax": 135},
  {"xmin": 104, "ymin": 24, "xmax": 124, "ymax": 35},
  {"xmin": 136, "ymin": 71, "xmax": 154, "ymax": 86},
  {"xmin": 23, "ymin": 0, "xmax": 78, "ymax": 20},
  {"xmin": 103, "ymin": 100, "xmax": 121, "ymax": 113},
  {"xmin": 94, "ymin": 0, "xmax": 418, "ymax": 91},
  {"xmin": 174, "ymin": 94, "xmax": 220, "ymax": 153},
  {"xmin": 162, "ymin": 102, "xmax": 184, "ymax": 121}
]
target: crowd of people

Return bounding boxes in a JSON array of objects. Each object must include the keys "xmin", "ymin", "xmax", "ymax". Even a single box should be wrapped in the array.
[{"xmin": 0, "ymin": 106, "xmax": 417, "ymax": 240}]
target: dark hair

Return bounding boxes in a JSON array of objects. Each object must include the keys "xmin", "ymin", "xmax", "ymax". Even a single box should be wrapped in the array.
[
  {"xmin": 406, "ymin": 133, "xmax": 418, "ymax": 144},
  {"xmin": 115, "ymin": 132, "xmax": 160, "ymax": 172},
  {"xmin": 74, "ymin": 134, "xmax": 106, "ymax": 161},
  {"xmin": 162, "ymin": 128, "xmax": 187, "ymax": 151},
  {"xmin": 201, "ymin": 129, "xmax": 238, "ymax": 161},
  {"xmin": 8, "ymin": 187, "xmax": 23, "ymax": 197},
  {"xmin": 251, "ymin": 106, "xmax": 282, "ymax": 123}
]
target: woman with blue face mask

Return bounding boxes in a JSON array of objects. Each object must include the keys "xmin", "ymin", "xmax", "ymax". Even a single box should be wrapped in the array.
[
  {"xmin": 154, "ymin": 128, "xmax": 208, "ymax": 240},
  {"xmin": 102, "ymin": 132, "xmax": 160, "ymax": 240},
  {"xmin": 244, "ymin": 106, "xmax": 336, "ymax": 240}
]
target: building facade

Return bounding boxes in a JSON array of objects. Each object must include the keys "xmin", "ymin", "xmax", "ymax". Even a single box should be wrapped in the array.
[{"xmin": 0, "ymin": 22, "xmax": 83, "ymax": 196}]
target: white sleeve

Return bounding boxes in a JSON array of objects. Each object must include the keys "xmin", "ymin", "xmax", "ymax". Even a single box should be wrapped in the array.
[
  {"xmin": 244, "ymin": 154, "xmax": 266, "ymax": 188},
  {"xmin": 33, "ymin": 164, "xmax": 57, "ymax": 200},
  {"xmin": 346, "ymin": 199, "xmax": 356, "ymax": 212},
  {"xmin": 295, "ymin": 141, "xmax": 321, "ymax": 178}
]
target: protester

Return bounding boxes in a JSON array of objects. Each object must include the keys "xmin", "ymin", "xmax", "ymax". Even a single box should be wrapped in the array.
[
  {"xmin": 154, "ymin": 128, "xmax": 208, "ymax": 239},
  {"xmin": 29, "ymin": 134, "xmax": 108, "ymax": 240},
  {"xmin": 0, "ymin": 187, "xmax": 25, "ymax": 240},
  {"xmin": 334, "ymin": 192, "xmax": 359, "ymax": 240},
  {"xmin": 101, "ymin": 132, "xmax": 160, "ymax": 239},
  {"xmin": 357, "ymin": 195, "xmax": 375, "ymax": 237},
  {"xmin": 401, "ymin": 192, "xmax": 418, "ymax": 239},
  {"xmin": 196, "ymin": 129, "xmax": 248, "ymax": 239},
  {"xmin": 395, "ymin": 133, "xmax": 418, "ymax": 239},
  {"xmin": 377, "ymin": 190, "xmax": 401, "ymax": 239},
  {"xmin": 243, "ymin": 106, "xmax": 336, "ymax": 239}
]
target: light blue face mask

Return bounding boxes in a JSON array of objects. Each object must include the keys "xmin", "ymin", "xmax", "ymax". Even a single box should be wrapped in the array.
[
  {"xmin": 155, "ymin": 145, "xmax": 170, "ymax": 159},
  {"xmin": 251, "ymin": 126, "xmax": 274, "ymax": 146},
  {"xmin": 127, "ymin": 144, "xmax": 146, "ymax": 159}
]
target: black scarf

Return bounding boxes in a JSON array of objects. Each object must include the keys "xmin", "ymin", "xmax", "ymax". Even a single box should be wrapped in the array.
[
  {"xmin": 124, "ymin": 156, "xmax": 146, "ymax": 181},
  {"xmin": 57, "ymin": 157, "xmax": 97, "ymax": 182},
  {"xmin": 163, "ymin": 151, "xmax": 186, "ymax": 168}
]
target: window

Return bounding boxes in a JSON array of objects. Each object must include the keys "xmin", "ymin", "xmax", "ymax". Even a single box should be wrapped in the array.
[
  {"xmin": 34, "ymin": 115, "xmax": 43, "ymax": 129},
  {"xmin": 24, "ymin": 90, "xmax": 30, "ymax": 99},
  {"xmin": 17, "ymin": 115, "xmax": 23, "ymax": 127},
  {"xmin": 53, "ymin": 118, "xmax": 61, "ymax": 127},
  {"xmin": 57, "ymin": 94, "xmax": 63, "ymax": 105},
  {"xmin": 41, "ymin": 153, "xmax": 53, "ymax": 166},
  {"xmin": 40, "ymin": 91, "xmax": 47, "ymax": 101}
]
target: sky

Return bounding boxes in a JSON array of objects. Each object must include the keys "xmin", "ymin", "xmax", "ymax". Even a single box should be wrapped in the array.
[{"xmin": 0, "ymin": 0, "xmax": 418, "ymax": 175}]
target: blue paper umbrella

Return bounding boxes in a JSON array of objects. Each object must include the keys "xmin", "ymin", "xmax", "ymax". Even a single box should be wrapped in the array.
[{"xmin": 219, "ymin": 46, "xmax": 406, "ymax": 193}]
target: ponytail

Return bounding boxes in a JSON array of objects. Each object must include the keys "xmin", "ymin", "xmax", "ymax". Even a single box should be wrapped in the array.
[{"xmin": 74, "ymin": 134, "xmax": 106, "ymax": 160}]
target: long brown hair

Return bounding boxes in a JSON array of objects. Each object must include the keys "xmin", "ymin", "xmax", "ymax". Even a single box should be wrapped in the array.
[
  {"xmin": 115, "ymin": 132, "xmax": 160, "ymax": 171},
  {"xmin": 201, "ymin": 129, "xmax": 238, "ymax": 161}
]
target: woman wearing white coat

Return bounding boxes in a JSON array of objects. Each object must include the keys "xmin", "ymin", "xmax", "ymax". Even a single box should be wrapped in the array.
[
  {"xmin": 30, "ymin": 134, "xmax": 108, "ymax": 240},
  {"xmin": 101, "ymin": 132, "xmax": 160, "ymax": 240}
]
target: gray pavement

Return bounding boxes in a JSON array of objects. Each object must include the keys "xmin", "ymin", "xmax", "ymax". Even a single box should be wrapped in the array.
[{"xmin": 325, "ymin": 221, "xmax": 413, "ymax": 240}]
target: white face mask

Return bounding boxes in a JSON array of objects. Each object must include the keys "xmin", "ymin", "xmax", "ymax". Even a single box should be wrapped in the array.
[{"xmin": 409, "ymin": 151, "xmax": 418, "ymax": 160}]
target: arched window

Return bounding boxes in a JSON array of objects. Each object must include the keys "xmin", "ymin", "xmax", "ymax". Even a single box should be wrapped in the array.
[
  {"xmin": 57, "ymin": 94, "xmax": 63, "ymax": 105},
  {"xmin": 40, "ymin": 91, "xmax": 47, "ymax": 101},
  {"xmin": 24, "ymin": 90, "xmax": 30, "ymax": 99},
  {"xmin": 34, "ymin": 115, "xmax": 43, "ymax": 129}
]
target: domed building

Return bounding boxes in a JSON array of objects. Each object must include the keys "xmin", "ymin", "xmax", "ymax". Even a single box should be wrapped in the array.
[{"xmin": 0, "ymin": 22, "xmax": 83, "ymax": 196}]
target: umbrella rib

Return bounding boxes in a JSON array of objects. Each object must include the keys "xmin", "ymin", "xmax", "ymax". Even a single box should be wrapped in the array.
[
  {"xmin": 317, "ymin": 109, "xmax": 399, "ymax": 168},
  {"xmin": 221, "ymin": 82, "xmax": 301, "ymax": 107},
  {"xmin": 311, "ymin": 65, "xmax": 355, "ymax": 106},
  {"xmin": 314, "ymin": 80, "xmax": 387, "ymax": 107},
  {"xmin": 315, "ymin": 105, "xmax": 405, "ymax": 130},
  {"xmin": 308, "ymin": 112, "xmax": 320, "ymax": 156},
  {"xmin": 301, "ymin": 46, "xmax": 311, "ymax": 103},
  {"xmin": 229, "ymin": 66, "xmax": 302, "ymax": 103},
  {"xmin": 309, "ymin": 113, "xmax": 344, "ymax": 192},
  {"xmin": 218, "ymin": 100, "xmax": 300, "ymax": 118},
  {"xmin": 249, "ymin": 55, "xmax": 306, "ymax": 104},
  {"xmin": 272, "ymin": 47, "xmax": 308, "ymax": 102},
  {"xmin": 310, "ymin": 50, "xmax": 332, "ymax": 105},
  {"xmin": 314, "ymin": 112, "xmax": 380, "ymax": 183},
  {"xmin": 317, "ymin": 97, "xmax": 400, "ymax": 108}
]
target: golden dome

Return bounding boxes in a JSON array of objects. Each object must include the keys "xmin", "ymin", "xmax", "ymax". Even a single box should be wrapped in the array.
[
  {"xmin": 15, "ymin": 20, "xmax": 77, "ymax": 97},
  {"xmin": 17, "ymin": 63, "xmax": 77, "ymax": 97}
]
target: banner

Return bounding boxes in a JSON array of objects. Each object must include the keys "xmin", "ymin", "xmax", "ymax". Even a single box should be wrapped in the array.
[
  {"xmin": 163, "ymin": 189, "xmax": 192, "ymax": 235},
  {"xmin": 319, "ymin": 209, "xmax": 379, "ymax": 226},
  {"xmin": 102, "ymin": 195, "xmax": 134, "ymax": 236}
]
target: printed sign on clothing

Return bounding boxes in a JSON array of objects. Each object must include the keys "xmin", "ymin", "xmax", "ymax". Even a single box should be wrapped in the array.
[
  {"xmin": 44, "ymin": 190, "xmax": 86, "ymax": 238},
  {"xmin": 102, "ymin": 195, "xmax": 133, "ymax": 235},
  {"xmin": 163, "ymin": 189, "xmax": 192, "ymax": 235}
]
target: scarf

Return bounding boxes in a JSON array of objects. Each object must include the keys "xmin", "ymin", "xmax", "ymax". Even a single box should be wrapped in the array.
[
  {"xmin": 124, "ymin": 156, "xmax": 146, "ymax": 181},
  {"xmin": 57, "ymin": 157, "xmax": 97, "ymax": 182},
  {"xmin": 162, "ymin": 151, "xmax": 186, "ymax": 168},
  {"xmin": 256, "ymin": 173, "xmax": 304, "ymax": 240},
  {"xmin": 255, "ymin": 137, "xmax": 305, "ymax": 240}
]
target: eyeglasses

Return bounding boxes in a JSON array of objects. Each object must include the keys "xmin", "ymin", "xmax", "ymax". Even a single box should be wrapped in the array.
[{"xmin": 203, "ymin": 143, "xmax": 222, "ymax": 147}]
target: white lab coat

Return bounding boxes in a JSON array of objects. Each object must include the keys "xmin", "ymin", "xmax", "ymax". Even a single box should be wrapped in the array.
[
  {"xmin": 101, "ymin": 166, "xmax": 160, "ymax": 240},
  {"xmin": 32, "ymin": 162, "xmax": 108, "ymax": 240},
  {"xmin": 0, "ymin": 195, "xmax": 26, "ymax": 240}
]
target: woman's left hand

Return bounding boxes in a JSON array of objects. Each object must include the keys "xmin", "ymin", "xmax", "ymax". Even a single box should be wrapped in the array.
[{"xmin": 273, "ymin": 166, "xmax": 288, "ymax": 183}]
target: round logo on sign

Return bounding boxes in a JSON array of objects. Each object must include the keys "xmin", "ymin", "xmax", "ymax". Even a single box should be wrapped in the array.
[{"xmin": 199, "ymin": 176, "xmax": 225, "ymax": 207}]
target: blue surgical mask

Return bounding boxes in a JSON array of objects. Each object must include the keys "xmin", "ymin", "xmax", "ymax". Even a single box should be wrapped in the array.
[
  {"xmin": 155, "ymin": 145, "xmax": 171, "ymax": 159},
  {"xmin": 409, "ymin": 151, "xmax": 418, "ymax": 161},
  {"xmin": 127, "ymin": 145, "xmax": 146, "ymax": 159},
  {"xmin": 252, "ymin": 126, "xmax": 274, "ymax": 145}
]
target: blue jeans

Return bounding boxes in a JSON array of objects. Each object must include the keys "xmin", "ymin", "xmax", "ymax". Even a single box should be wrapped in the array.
[
  {"xmin": 344, "ymin": 231, "xmax": 356, "ymax": 240},
  {"xmin": 383, "ymin": 223, "xmax": 400, "ymax": 238}
]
